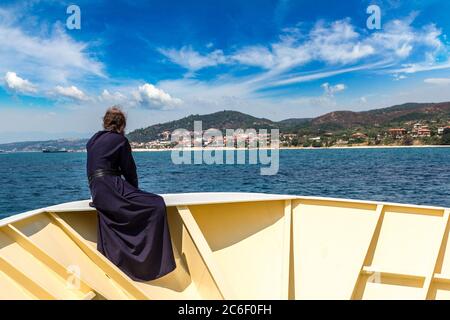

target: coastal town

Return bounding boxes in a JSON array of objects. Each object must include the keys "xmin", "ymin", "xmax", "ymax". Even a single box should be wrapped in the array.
[{"xmin": 129, "ymin": 121, "xmax": 450, "ymax": 150}]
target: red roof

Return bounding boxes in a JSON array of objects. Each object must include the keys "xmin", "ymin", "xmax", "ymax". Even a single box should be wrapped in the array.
[{"xmin": 388, "ymin": 128, "xmax": 406, "ymax": 132}]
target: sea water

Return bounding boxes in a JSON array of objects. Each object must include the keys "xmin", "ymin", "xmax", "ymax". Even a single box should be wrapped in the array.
[{"xmin": 0, "ymin": 147, "xmax": 449, "ymax": 217}]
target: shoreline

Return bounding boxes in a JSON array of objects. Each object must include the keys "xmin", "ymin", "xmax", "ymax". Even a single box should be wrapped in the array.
[
  {"xmin": 1, "ymin": 145, "xmax": 449, "ymax": 154},
  {"xmin": 131, "ymin": 145, "xmax": 450, "ymax": 152}
]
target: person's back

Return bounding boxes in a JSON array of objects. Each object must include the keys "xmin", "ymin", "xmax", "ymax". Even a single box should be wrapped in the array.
[
  {"xmin": 87, "ymin": 130, "xmax": 138, "ymax": 188},
  {"xmin": 86, "ymin": 107, "xmax": 176, "ymax": 281},
  {"xmin": 87, "ymin": 130, "xmax": 124, "ymax": 174}
]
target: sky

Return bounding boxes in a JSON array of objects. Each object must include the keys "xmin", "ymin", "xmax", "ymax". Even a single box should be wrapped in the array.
[{"xmin": 0, "ymin": 0, "xmax": 450, "ymax": 142}]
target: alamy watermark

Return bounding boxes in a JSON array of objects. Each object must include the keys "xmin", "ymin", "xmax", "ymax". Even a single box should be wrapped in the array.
[
  {"xmin": 66, "ymin": 264, "xmax": 81, "ymax": 290},
  {"xmin": 366, "ymin": 4, "xmax": 382, "ymax": 30},
  {"xmin": 170, "ymin": 121, "xmax": 280, "ymax": 175},
  {"xmin": 66, "ymin": 4, "xmax": 81, "ymax": 30}
]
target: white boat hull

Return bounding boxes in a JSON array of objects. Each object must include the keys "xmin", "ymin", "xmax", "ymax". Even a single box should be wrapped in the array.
[{"xmin": 0, "ymin": 192, "xmax": 448, "ymax": 300}]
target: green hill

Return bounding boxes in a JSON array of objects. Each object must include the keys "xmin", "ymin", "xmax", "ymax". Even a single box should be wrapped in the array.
[
  {"xmin": 127, "ymin": 110, "xmax": 282, "ymax": 142},
  {"xmin": 127, "ymin": 102, "xmax": 450, "ymax": 143},
  {"xmin": 311, "ymin": 102, "xmax": 450, "ymax": 129}
]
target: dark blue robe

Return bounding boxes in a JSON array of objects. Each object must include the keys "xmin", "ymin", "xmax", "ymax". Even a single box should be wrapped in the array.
[{"xmin": 86, "ymin": 130, "xmax": 176, "ymax": 281}]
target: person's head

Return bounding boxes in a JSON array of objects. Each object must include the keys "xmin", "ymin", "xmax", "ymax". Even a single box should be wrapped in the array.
[{"xmin": 103, "ymin": 106, "xmax": 126, "ymax": 134}]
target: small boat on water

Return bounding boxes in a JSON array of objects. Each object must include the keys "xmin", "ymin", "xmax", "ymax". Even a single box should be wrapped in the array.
[
  {"xmin": 42, "ymin": 148, "xmax": 68, "ymax": 153},
  {"xmin": 0, "ymin": 192, "xmax": 449, "ymax": 300}
]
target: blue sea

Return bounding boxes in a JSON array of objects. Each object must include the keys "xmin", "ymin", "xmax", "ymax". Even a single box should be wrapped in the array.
[{"xmin": 0, "ymin": 148, "xmax": 449, "ymax": 218}]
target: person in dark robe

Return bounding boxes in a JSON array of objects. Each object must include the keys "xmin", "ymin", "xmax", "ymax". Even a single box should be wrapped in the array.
[{"xmin": 86, "ymin": 106, "xmax": 176, "ymax": 281}]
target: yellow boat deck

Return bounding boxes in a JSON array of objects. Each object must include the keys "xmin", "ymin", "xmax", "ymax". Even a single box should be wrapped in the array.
[{"xmin": 0, "ymin": 192, "xmax": 449, "ymax": 300}]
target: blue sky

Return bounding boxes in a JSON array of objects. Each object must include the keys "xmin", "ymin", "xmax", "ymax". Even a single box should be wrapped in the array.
[{"xmin": 0, "ymin": 0, "xmax": 450, "ymax": 142}]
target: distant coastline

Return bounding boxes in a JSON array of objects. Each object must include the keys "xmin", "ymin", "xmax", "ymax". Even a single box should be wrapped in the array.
[
  {"xmin": 3, "ymin": 102, "xmax": 450, "ymax": 152},
  {"xmin": 131, "ymin": 145, "xmax": 450, "ymax": 152},
  {"xmin": 2, "ymin": 144, "xmax": 450, "ymax": 154}
]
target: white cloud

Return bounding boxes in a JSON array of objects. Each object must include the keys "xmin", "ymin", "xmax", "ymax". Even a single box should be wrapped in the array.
[
  {"xmin": 393, "ymin": 74, "xmax": 407, "ymax": 81},
  {"xmin": 232, "ymin": 46, "xmax": 277, "ymax": 69},
  {"xmin": 188, "ymin": 20, "xmax": 366, "ymax": 72},
  {"xmin": 54, "ymin": 85, "xmax": 88, "ymax": 101},
  {"xmin": 179, "ymin": 19, "xmax": 373, "ymax": 73},
  {"xmin": 424, "ymin": 78, "xmax": 450, "ymax": 85},
  {"xmin": 0, "ymin": 8, "xmax": 104, "ymax": 89},
  {"xmin": 368, "ymin": 14, "xmax": 443, "ymax": 60},
  {"xmin": 310, "ymin": 19, "xmax": 375, "ymax": 64},
  {"xmin": 159, "ymin": 15, "xmax": 446, "ymax": 92},
  {"xmin": 133, "ymin": 83, "xmax": 182, "ymax": 109},
  {"xmin": 99, "ymin": 89, "xmax": 128, "ymax": 104},
  {"xmin": 390, "ymin": 60, "xmax": 450, "ymax": 74},
  {"xmin": 3, "ymin": 71, "xmax": 37, "ymax": 94},
  {"xmin": 369, "ymin": 18, "xmax": 415, "ymax": 58},
  {"xmin": 269, "ymin": 62, "xmax": 387, "ymax": 87},
  {"xmin": 159, "ymin": 46, "xmax": 227, "ymax": 71},
  {"xmin": 321, "ymin": 82, "xmax": 346, "ymax": 96}
]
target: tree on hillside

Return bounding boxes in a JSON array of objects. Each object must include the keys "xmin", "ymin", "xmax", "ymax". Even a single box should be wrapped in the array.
[
  {"xmin": 442, "ymin": 128, "xmax": 450, "ymax": 145},
  {"xmin": 402, "ymin": 135, "xmax": 414, "ymax": 146}
]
